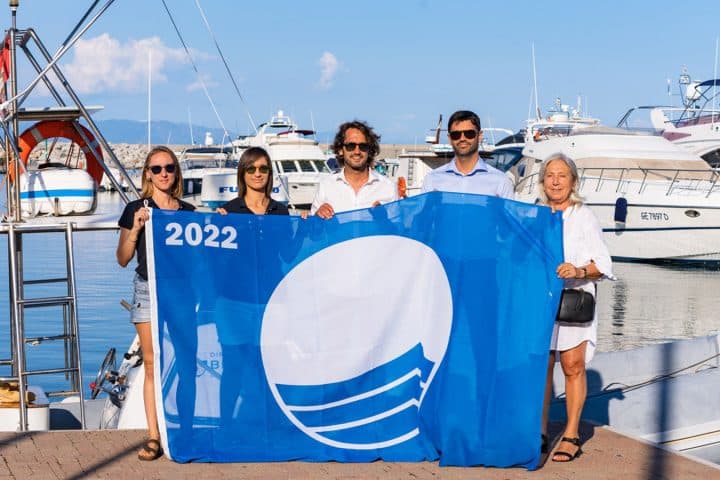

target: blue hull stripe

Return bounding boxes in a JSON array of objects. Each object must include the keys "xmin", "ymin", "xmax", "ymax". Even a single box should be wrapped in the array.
[{"xmin": 20, "ymin": 189, "xmax": 95, "ymax": 199}]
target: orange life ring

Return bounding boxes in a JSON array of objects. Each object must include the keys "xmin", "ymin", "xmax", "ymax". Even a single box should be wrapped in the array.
[
  {"xmin": 9, "ymin": 120, "xmax": 104, "ymax": 184},
  {"xmin": 397, "ymin": 176, "xmax": 407, "ymax": 198}
]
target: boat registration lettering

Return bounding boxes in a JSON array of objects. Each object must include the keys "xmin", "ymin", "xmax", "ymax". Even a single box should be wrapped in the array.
[
  {"xmin": 640, "ymin": 211, "xmax": 669, "ymax": 221},
  {"xmin": 164, "ymin": 222, "xmax": 238, "ymax": 249}
]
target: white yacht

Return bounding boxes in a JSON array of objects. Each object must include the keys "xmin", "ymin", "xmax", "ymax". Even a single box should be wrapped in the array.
[
  {"xmin": 513, "ymin": 125, "xmax": 720, "ymax": 264},
  {"xmin": 617, "ymin": 70, "xmax": 720, "ymax": 167},
  {"xmin": 242, "ymin": 110, "xmax": 331, "ymax": 208}
]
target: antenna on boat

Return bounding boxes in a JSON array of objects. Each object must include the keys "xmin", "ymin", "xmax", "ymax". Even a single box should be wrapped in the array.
[
  {"xmin": 713, "ymin": 37, "xmax": 719, "ymax": 129},
  {"xmin": 532, "ymin": 43, "xmax": 540, "ymax": 119},
  {"xmin": 188, "ymin": 107, "xmax": 195, "ymax": 145},
  {"xmin": 147, "ymin": 48, "xmax": 151, "ymax": 152}
]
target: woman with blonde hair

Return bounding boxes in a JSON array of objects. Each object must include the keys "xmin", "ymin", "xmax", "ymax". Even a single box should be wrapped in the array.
[
  {"xmin": 116, "ymin": 146, "xmax": 195, "ymax": 460},
  {"xmin": 539, "ymin": 153, "xmax": 614, "ymax": 462}
]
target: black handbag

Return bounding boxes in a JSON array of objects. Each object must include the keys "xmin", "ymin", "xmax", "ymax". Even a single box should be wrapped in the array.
[{"xmin": 556, "ymin": 289, "xmax": 595, "ymax": 324}]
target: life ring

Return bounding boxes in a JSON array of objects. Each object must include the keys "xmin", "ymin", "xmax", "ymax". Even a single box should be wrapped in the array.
[
  {"xmin": 9, "ymin": 120, "xmax": 104, "ymax": 184},
  {"xmin": 397, "ymin": 176, "xmax": 407, "ymax": 198}
]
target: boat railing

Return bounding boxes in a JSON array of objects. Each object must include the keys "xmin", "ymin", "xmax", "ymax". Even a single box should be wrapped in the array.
[{"xmin": 516, "ymin": 167, "xmax": 720, "ymax": 199}]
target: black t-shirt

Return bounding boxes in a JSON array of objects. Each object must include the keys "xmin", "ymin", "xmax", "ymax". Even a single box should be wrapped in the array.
[
  {"xmin": 220, "ymin": 197, "xmax": 289, "ymax": 216},
  {"xmin": 118, "ymin": 197, "xmax": 196, "ymax": 280}
]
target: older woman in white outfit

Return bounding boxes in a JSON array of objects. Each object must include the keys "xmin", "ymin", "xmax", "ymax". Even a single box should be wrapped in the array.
[{"xmin": 539, "ymin": 153, "xmax": 614, "ymax": 462}]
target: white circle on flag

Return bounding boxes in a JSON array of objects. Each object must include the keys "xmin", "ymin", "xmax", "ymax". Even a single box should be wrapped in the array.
[{"xmin": 261, "ymin": 235, "xmax": 453, "ymax": 449}]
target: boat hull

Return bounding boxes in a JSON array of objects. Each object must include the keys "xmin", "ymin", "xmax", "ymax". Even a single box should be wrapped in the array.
[{"xmin": 19, "ymin": 168, "xmax": 97, "ymax": 217}]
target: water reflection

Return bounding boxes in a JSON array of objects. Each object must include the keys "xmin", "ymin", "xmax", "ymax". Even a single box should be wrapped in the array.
[{"xmin": 597, "ymin": 263, "xmax": 720, "ymax": 352}]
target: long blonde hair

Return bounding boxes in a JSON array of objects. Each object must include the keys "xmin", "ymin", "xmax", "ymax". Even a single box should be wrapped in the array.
[
  {"xmin": 140, "ymin": 146, "xmax": 184, "ymax": 199},
  {"xmin": 537, "ymin": 152, "xmax": 584, "ymax": 206}
]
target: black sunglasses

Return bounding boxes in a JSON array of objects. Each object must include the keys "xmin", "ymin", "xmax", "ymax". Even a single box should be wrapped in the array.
[
  {"xmin": 245, "ymin": 165, "xmax": 270, "ymax": 174},
  {"xmin": 343, "ymin": 142, "xmax": 370, "ymax": 152},
  {"xmin": 448, "ymin": 129, "xmax": 479, "ymax": 141},
  {"xmin": 148, "ymin": 164, "xmax": 176, "ymax": 175}
]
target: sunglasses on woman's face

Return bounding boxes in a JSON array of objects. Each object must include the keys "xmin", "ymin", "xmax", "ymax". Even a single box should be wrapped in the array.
[
  {"xmin": 448, "ymin": 129, "xmax": 479, "ymax": 141},
  {"xmin": 245, "ymin": 165, "xmax": 270, "ymax": 174},
  {"xmin": 148, "ymin": 164, "xmax": 176, "ymax": 175}
]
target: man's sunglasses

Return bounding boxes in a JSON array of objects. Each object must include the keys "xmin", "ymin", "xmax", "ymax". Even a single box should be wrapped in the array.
[
  {"xmin": 245, "ymin": 165, "xmax": 270, "ymax": 174},
  {"xmin": 343, "ymin": 142, "xmax": 370, "ymax": 152},
  {"xmin": 148, "ymin": 164, "xmax": 176, "ymax": 175},
  {"xmin": 448, "ymin": 129, "xmax": 479, "ymax": 141}
]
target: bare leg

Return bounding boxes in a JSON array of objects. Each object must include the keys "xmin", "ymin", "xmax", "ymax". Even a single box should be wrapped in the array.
[
  {"xmin": 136, "ymin": 322, "xmax": 160, "ymax": 459},
  {"xmin": 553, "ymin": 341, "xmax": 587, "ymax": 460}
]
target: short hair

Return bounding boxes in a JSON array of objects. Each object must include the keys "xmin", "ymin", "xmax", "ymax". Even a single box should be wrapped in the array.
[
  {"xmin": 141, "ymin": 145, "xmax": 184, "ymax": 199},
  {"xmin": 332, "ymin": 120, "xmax": 381, "ymax": 166},
  {"xmin": 537, "ymin": 152, "xmax": 584, "ymax": 206},
  {"xmin": 448, "ymin": 110, "xmax": 482, "ymax": 131},
  {"xmin": 236, "ymin": 146, "xmax": 274, "ymax": 199}
]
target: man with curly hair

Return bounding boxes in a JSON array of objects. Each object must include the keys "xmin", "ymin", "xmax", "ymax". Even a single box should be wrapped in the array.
[{"xmin": 310, "ymin": 120, "xmax": 398, "ymax": 218}]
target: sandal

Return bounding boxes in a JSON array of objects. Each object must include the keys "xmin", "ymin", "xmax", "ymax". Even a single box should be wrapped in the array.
[
  {"xmin": 551, "ymin": 436, "xmax": 582, "ymax": 462},
  {"xmin": 541, "ymin": 434, "xmax": 549, "ymax": 454},
  {"xmin": 138, "ymin": 439, "xmax": 164, "ymax": 461}
]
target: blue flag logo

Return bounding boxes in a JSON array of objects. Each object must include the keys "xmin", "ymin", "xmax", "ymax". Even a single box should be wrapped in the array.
[{"xmin": 146, "ymin": 192, "xmax": 564, "ymax": 468}]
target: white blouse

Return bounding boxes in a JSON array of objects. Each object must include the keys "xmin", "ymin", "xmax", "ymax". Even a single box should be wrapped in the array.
[{"xmin": 550, "ymin": 203, "xmax": 615, "ymax": 362}]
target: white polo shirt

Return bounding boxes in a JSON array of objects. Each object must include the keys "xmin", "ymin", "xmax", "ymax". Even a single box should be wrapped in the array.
[{"xmin": 310, "ymin": 168, "xmax": 398, "ymax": 214}]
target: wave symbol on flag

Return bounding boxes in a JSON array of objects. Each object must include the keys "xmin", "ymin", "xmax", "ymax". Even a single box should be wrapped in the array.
[{"xmin": 261, "ymin": 235, "xmax": 453, "ymax": 449}]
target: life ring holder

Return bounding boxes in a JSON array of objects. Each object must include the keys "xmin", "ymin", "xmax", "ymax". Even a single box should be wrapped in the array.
[{"xmin": 10, "ymin": 120, "xmax": 104, "ymax": 185}]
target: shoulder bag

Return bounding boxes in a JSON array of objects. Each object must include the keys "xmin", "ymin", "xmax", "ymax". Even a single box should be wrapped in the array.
[{"xmin": 556, "ymin": 288, "xmax": 595, "ymax": 324}]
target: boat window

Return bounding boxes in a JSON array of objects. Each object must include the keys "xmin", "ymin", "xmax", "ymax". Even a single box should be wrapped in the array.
[
  {"xmin": 298, "ymin": 160, "xmax": 316, "ymax": 172},
  {"xmin": 487, "ymin": 149, "xmax": 523, "ymax": 172},
  {"xmin": 313, "ymin": 160, "xmax": 330, "ymax": 173},
  {"xmin": 280, "ymin": 160, "xmax": 298, "ymax": 172}
]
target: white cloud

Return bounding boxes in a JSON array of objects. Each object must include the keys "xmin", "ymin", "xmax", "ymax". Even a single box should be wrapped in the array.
[
  {"xmin": 317, "ymin": 51, "xmax": 340, "ymax": 90},
  {"xmin": 62, "ymin": 34, "xmax": 201, "ymax": 94}
]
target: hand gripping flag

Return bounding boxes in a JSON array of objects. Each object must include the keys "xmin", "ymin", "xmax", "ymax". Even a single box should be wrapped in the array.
[{"xmin": 145, "ymin": 192, "xmax": 564, "ymax": 468}]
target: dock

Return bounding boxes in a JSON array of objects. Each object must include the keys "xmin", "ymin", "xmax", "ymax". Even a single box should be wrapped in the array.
[{"xmin": 0, "ymin": 422, "xmax": 717, "ymax": 479}]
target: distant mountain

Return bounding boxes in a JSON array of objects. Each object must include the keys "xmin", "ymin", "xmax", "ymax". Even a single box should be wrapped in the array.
[{"xmin": 95, "ymin": 119, "xmax": 234, "ymax": 145}]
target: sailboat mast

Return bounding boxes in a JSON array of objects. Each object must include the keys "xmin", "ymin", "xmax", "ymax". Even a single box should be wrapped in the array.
[{"xmin": 147, "ymin": 49, "xmax": 152, "ymax": 152}]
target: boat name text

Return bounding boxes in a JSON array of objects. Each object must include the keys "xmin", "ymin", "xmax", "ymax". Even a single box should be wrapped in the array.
[{"xmin": 640, "ymin": 211, "xmax": 669, "ymax": 221}]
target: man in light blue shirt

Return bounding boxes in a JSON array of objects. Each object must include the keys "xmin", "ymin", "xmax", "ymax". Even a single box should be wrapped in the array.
[{"xmin": 421, "ymin": 110, "xmax": 514, "ymax": 199}]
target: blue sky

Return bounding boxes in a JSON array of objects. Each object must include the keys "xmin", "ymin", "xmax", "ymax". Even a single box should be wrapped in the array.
[{"xmin": 6, "ymin": 0, "xmax": 720, "ymax": 143}]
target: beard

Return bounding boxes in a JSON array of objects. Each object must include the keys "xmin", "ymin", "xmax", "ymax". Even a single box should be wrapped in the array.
[{"xmin": 453, "ymin": 141, "xmax": 479, "ymax": 157}]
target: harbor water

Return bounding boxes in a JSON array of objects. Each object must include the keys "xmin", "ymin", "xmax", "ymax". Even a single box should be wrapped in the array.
[{"xmin": 0, "ymin": 192, "xmax": 719, "ymax": 399}]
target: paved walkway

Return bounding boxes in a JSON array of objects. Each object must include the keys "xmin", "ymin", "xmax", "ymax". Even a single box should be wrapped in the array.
[{"xmin": 0, "ymin": 423, "xmax": 717, "ymax": 479}]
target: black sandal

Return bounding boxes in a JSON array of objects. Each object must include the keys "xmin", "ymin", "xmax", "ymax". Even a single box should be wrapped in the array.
[
  {"xmin": 541, "ymin": 434, "xmax": 549, "ymax": 454},
  {"xmin": 551, "ymin": 436, "xmax": 582, "ymax": 462},
  {"xmin": 138, "ymin": 439, "xmax": 164, "ymax": 461}
]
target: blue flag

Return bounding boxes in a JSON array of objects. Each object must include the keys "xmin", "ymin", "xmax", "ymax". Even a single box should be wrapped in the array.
[{"xmin": 146, "ymin": 192, "xmax": 563, "ymax": 468}]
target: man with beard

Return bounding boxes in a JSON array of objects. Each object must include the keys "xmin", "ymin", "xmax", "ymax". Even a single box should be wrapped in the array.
[
  {"xmin": 421, "ymin": 110, "xmax": 514, "ymax": 198},
  {"xmin": 310, "ymin": 120, "xmax": 398, "ymax": 218}
]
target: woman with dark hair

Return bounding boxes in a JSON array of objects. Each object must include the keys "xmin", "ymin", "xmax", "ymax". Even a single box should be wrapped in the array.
[
  {"xmin": 117, "ymin": 145, "xmax": 195, "ymax": 460},
  {"xmin": 217, "ymin": 147, "xmax": 289, "ymax": 215},
  {"xmin": 539, "ymin": 153, "xmax": 614, "ymax": 462}
]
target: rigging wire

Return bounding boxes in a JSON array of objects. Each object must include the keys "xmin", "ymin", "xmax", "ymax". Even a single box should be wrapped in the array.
[
  {"xmin": 194, "ymin": 0, "xmax": 257, "ymax": 133},
  {"xmin": 0, "ymin": 0, "xmax": 117, "ymax": 117},
  {"xmin": 159, "ymin": 0, "xmax": 229, "ymax": 142}
]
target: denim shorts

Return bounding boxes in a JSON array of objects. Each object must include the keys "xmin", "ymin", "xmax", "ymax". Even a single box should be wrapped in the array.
[{"xmin": 131, "ymin": 274, "xmax": 151, "ymax": 324}]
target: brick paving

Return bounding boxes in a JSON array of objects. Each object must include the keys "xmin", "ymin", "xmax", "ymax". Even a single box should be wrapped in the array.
[{"xmin": 0, "ymin": 423, "xmax": 718, "ymax": 479}]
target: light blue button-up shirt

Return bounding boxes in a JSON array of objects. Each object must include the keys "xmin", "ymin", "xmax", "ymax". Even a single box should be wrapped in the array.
[{"xmin": 421, "ymin": 157, "xmax": 515, "ymax": 199}]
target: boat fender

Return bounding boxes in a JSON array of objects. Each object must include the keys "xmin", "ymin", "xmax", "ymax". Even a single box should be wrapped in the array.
[
  {"xmin": 11, "ymin": 120, "xmax": 105, "ymax": 185},
  {"xmin": 614, "ymin": 197, "xmax": 628, "ymax": 224},
  {"xmin": 397, "ymin": 176, "xmax": 407, "ymax": 198}
]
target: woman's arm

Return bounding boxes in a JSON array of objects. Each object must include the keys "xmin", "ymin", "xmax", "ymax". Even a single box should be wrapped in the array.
[{"xmin": 116, "ymin": 206, "xmax": 148, "ymax": 267}]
